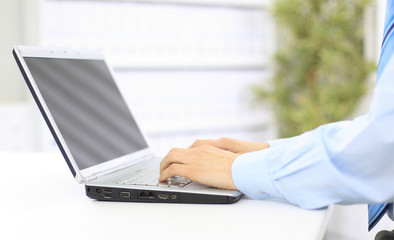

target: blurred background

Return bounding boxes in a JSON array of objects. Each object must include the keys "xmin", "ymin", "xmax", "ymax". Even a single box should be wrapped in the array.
[
  {"xmin": 0, "ymin": 0, "xmax": 392, "ymax": 239},
  {"xmin": 0, "ymin": 0, "xmax": 383, "ymax": 154},
  {"xmin": 1, "ymin": 0, "xmax": 277, "ymax": 155}
]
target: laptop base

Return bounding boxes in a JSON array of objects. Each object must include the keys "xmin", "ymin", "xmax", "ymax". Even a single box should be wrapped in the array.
[{"xmin": 86, "ymin": 186, "xmax": 243, "ymax": 204}]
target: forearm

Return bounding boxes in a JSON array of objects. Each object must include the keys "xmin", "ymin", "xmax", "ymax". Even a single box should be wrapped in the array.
[{"xmin": 233, "ymin": 98, "xmax": 394, "ymax": 208}]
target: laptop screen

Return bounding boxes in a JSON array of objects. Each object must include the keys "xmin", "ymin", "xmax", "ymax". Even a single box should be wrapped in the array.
[{"xmin": 24, "ymin": 57, "xmax": 148, "ymax": 170}]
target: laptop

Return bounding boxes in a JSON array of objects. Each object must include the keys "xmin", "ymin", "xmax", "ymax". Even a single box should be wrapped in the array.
[{"xmin": 13, "ymin": 46, "xmax": 243, "ymax": 204}]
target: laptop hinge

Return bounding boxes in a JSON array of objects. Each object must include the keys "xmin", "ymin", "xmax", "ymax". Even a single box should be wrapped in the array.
[{"xmin": 84, "ymin": 174, "xmax": 98, "ymax": 182}]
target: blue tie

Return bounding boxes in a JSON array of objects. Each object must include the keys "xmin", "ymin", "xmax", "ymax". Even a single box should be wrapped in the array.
[
  {"xmin": 368, "ymin": 204, "xmax": 389, "ymax": 231},
  {"xmin": 367, "ymin": 0, "xmax": 394, "ymax": 232}
]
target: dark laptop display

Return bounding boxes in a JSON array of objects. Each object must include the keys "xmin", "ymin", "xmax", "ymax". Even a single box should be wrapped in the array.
[{"xmin": 23, "ymin": 57, "xmax": 147, "ymax": 170}]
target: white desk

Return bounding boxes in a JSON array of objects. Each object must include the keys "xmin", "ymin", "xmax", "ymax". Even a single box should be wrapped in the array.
[{"xmin": 0, "ymin": 152, "xmax": 330, "ymax": 240}]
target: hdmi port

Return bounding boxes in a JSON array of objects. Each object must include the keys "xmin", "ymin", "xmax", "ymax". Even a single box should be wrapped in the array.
[{"xmin": 158, "ymin": 194, "xmax": 169, "ymax": 200}]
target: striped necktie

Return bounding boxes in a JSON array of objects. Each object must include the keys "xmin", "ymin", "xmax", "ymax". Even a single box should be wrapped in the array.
[
  {"xmin": 369, "ymin": 204, "xmax": 389, "ymax": 231},
  {"xmin": 368, "ymin": 0, "xmax": 394, "ymax": 231}
]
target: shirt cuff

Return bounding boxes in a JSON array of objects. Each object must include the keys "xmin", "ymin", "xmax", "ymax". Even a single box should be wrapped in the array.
[{"xmin": 231, "ymin": 148, "xmax": 285, "ymax": 200}]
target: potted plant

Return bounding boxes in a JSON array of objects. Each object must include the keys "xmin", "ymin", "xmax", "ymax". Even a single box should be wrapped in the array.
[{"xmin": 255, "ymin": 0, "xmax": 375, "ymax": 137}]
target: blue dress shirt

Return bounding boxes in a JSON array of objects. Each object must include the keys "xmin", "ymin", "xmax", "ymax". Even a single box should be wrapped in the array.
[{"xmin": 232, "ymin": 0, "xmax": 394, "ymax": 228}]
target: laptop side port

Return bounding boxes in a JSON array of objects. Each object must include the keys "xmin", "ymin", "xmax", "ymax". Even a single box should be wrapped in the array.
[
  {"xmin": 103, "ymin": 189, "xmax": 112, "ymax": 199},
  {"xmin": 103, "ymin": 188, "xmax": 111, "ymax": 193},
  {"xmin": 148, "ymin": 192, "xmax": 154, "ymax": 199},
  {"xmin": 138, "ymin": 191, "xmax": 155, "ymax": 200},
  {"xmin": 120, "ymin": 191, "xmax": 131, "ymax": 199},
  {"xmin": 158, "ymin": 194, "xmax": 169, "ymax": 200}
]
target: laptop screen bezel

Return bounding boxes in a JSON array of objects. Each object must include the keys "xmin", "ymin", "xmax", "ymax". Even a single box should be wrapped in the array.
[{"xmin": 13, "ymin": 46, "xmax": 155, "ymax": 183}]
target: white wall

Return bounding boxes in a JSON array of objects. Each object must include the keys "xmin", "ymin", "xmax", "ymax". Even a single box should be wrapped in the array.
[
  {"xmin": 0, "ymin": 0, "xmax": 41, "ymax": 102},
  {"xmin": 0, "ymin": 0, "xmax": 43, "ymax": 151},
  {"xmin": 0, "ymin": 0, "xmax": 275, "ymax": 153}
]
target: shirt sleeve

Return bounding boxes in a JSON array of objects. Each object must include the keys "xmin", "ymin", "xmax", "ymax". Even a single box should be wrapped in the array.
[{"xmin": 232, "ymin": 56, "xmax": 394, "ymax": 210}]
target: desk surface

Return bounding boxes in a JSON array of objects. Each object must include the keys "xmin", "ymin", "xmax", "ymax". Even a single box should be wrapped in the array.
[{"xmin": 0, "ymin": 152, "xmax": 330, "ymax": 240}]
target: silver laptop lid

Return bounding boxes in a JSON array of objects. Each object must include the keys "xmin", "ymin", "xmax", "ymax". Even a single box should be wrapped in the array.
[{"xmin": 13, "ymin": 46, "xmax": 153, "ymax": 183}]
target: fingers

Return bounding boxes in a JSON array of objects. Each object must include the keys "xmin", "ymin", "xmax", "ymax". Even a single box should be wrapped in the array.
[
  {"xmin": 191, "ymin": 137, "xmax": 270, "ymax": 154},
  {"xmin": 189, "ymin": 137, "xmax": 233, "ymax": 151},
  {"xmin": 189, "ymin": 139, "xmax": 216, "ymax": 148},
  {"xmin": 159, "ymin": 145, "xmax": 217, "ymax": 181},
  {"xmin": 159, "ymin": 148, "xmax": 190, "ymax": 172},
  {"xmin": 159, "ymin": 163, "xmax": 190, "ymax": 182},
  {"xmin": 159, "ymin": 145, "xmax": 239, "ymax": 189}
]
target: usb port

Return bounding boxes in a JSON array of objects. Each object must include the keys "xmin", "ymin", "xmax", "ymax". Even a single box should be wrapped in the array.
[
  {"xmin": 103, "ymin": 188, "xmax": 111, "ymax": 193},
  {"xmin": 103, "ymin": 192, "xmax": 112, "ymax": 199},
  {"xmin": 120, "ymin": 191, "xmax": 131, "ymax": 199},
  {"xmin": 102, "ymin": 189, "xmax": 112, "ymax": 199}
]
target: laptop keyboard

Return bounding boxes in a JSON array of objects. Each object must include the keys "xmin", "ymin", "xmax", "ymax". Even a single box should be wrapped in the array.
[{"xmin": 117, "ymin": 166, "xmax": 192, "ymax": 188}]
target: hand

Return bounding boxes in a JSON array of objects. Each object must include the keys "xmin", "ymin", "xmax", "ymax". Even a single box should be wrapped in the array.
[
  {"xmin": 159, "ymin": 145, "xmax": 239, "ymax": 190},
  {"xmin": 190, "ymin": 137, "xmax": 269, "ymax": 154}
]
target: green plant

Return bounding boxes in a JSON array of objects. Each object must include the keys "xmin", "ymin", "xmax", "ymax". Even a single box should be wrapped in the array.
[{"xmin": 254, "ymin": 0, "xmax": 375, "ymax": 138}]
